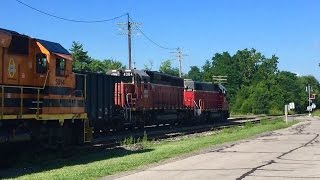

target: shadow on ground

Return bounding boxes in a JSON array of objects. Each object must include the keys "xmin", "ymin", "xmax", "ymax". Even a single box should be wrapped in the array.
[{"xmin": 0, "ymin": 144, "xmax": 153, "ymax": 179}]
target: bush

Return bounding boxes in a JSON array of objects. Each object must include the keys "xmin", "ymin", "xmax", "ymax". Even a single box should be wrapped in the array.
[{"xmin": 268, "ymin": 108, "xmax": 283, "ymax": 116}]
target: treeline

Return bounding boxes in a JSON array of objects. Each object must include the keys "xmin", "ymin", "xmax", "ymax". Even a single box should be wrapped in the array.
[
  {"xmin": 70, "ymin": 41, "xmax": 126, "ymax": 73},
  {"xmin": 184, "ymin": 48, "xmax": 319, "ymax": 115},
  {"xmin": 70, "ymin": 41, "xmax": 319, "ymax": 115}
]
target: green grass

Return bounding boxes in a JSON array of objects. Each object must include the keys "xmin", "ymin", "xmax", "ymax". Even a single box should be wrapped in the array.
[
  {"xmin": 7, "ymin": 119, "xmax": 297, "ymax": 180},
  {"xmin": 312, "ymin": 110, "xmax": 320, "ymax": 117}
]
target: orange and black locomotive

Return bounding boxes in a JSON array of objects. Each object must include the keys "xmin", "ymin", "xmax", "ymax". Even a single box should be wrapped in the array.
[{"xmin": 0, "ymin": 28, "xmax": 88, "ymax": 144}]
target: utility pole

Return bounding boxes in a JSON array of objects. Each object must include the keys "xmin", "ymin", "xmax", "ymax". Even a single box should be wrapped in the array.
[
  {"xmin": 117, "ymin": 13, "xmax": 140, "ymax": 70},
  {"xmin": 127, "ymin": 13, "xmax": 132, "ymax": 69},
  {"xmin": 171, "ymin": 47, "xmax": 187, "ymax": 78}
]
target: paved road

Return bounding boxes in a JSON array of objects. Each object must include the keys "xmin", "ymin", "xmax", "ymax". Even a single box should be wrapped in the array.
[{"xmin": 110, "ymin": 117, "xmax": 320, "ymax": 180}]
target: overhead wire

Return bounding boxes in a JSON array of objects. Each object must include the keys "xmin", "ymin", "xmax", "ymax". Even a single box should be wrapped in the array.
[
  {"xmin": 14, "ymin": 0, "xmax": 127, "ymax": 23},
  {"xmin": 15, "ymin": 0, "xmax": 177, "ymax": 51},
  {"xmin": 129, "ymin": 16, "xmax": 177, "ymax": 51}
]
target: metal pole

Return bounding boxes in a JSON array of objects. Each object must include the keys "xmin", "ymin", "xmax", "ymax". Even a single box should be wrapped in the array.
[
  {"xmin": 308, "ymin": 85, "xmax": 311, "ymax": 116},
  {"xmin": 285, "ymin": 105, "xmax": 288, "ymax": 124},
  {"xmin": 1, "ymin": 86, "xmax": 3, "ymax": 120},
  {"xmin": 178, "ymin": 48, "xmax": 182, "ymax": 78},
  {"xmin": 127, "ymin": 13, "xmax": 132, "ymax": 70}
]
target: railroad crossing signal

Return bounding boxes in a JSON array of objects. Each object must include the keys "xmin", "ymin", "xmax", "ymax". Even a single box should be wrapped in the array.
[{"xmin": 306, "ymin": 85, "xmax": 316, "ymax": 116}]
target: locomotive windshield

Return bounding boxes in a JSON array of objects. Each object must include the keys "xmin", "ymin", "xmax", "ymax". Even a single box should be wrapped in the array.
[{"xmin": 121, "ymin": 76, "xmax": 133, "ymax": 83}]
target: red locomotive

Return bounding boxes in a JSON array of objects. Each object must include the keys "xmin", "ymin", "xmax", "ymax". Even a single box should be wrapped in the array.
[
  {"xmin": 184, "ymin": 79, "xmax": 229, "ymax": 120},
  {"xmin": 107, "ymin": 69, "xmax": 229, "ymax": 128},
  {"xmin": 110, "ymin": 69, "xmax": 185, "ymax": 128}
]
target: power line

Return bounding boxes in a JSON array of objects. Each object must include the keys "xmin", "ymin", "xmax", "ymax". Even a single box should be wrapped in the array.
[
  {"xmin": 16, "ymin": 0, "xmax": 176, "ymax": 51},
  {"xmin": 117, "ymin": 14, "xmax": 142, "ymax": 69},
  {"xmin": 129, "ymin": 16, "xmax": 176, "ymax": 51},
  {"xmin": 14, "ymin": 0, "xmax": 127, "ymax": 23},
  {"xmin": 16, "ymin": 0, "xmax": 177, "ymax": 61}
]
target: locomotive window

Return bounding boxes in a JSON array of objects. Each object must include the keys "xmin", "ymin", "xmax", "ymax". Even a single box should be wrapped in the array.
[
  {"xmin": 56, "ymin": 58, "xmax": 66, "ymax": 76},
  {"xmin": 136, "ymin": 75, "xmax": 141, "ymax": 85},
  {"xmin": 143, "ymin": 79, "xmax": 148, "ymax": 89},
  {"xmin": 36, "ymin": 53, "xmax": 47, "ymax": 74},
  {"xmin": 122, "ymin": 76, "xmax": 133, "ymax": 83}
]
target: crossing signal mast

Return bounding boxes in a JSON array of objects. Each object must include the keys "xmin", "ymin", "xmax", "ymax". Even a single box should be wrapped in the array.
[
  {"xmin": 171, "ymin": 47, "xmax": 188, "ymax": 78},
  {"xmin": 306, "ymin": 85, "xmax": 316, "ymax": 116}
]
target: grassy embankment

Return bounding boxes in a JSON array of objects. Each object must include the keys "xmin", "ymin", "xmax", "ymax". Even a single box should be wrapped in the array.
[
  {"xmin": 6, "ymin": 119, "xmax": 297, "ymax": 180},
  {"xmin": 312, "ymin": 110, "xmax": 320, "ymax": 117}
]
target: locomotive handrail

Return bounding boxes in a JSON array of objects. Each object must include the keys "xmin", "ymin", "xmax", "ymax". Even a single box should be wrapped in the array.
[
  {"xmin": 199, "ymin": 99, "xmax": 204, "ymax": 111},
  {"xmin": 42, "ymin": 71, "xmax": 50, "ymax": 89},
  {"xmin": 125, "ymin": 93, "xmax": 132, "ymax": 122},
  {"xmin": 0, "ymin": 71, "xmax": 49, "ymax": 90},
  {"xmin": 193, "ymin": 100, "xmax": 199, "ymax": 109},
  {"xmin": 193, "ymin": 99, "xmax": 202, "ymax": 116},
  {"xmin": 0, "ymin": 71, "xmax": 50, "ymax": 119},
  {"xmin": 126, "ymin": 93, "xmax": 133, "ymax": 107}
]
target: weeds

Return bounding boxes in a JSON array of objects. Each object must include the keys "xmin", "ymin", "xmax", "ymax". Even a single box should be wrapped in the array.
[
  {"xmin": 244, "ymin": 121, "xmax": 253, "ymax": 128},
  {"xmin": 121, "ymin": 131, "xmax": 149, "ymax": 150},
  {"xmin": 222, "ymin": 126, "xmax": 240, "ymax": 134},
  {"xmin": 260, "ymin": 118, "xmax": 269, "ymax": 125}
]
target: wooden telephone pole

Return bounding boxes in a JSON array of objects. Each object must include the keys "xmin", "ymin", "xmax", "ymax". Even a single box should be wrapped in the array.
[
  {"xmin": 117, "ymin": 13, "xmax": 140, "ymax": 69},
  {"xmin": 171, "ymin": 47, "xmax": 188, "ymax": 77}
]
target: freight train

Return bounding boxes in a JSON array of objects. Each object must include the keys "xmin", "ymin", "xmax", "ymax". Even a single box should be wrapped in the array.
[{"xmin": 0, "ymin": 28, "xmax": 229, "ymax": 145}]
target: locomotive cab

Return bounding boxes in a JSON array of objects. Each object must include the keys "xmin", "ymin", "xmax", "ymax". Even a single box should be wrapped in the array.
[{"xmin": 111, "ymin": 69, "xmax": 150, "ymax": 109}]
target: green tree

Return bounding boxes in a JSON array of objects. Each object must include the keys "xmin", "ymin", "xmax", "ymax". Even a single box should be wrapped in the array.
[
  {"xmin": 70, "ymin": 41, "xmax": 125, "ymax": 73},
  {"xmin": 206, "ymin": 51, "xmax": 241, "ymax": 104},
  {"xmin": 101, "ymin": 59, "xmax": 125, "ymax": 71},
  {"xmin": 143, "ymin": 60, "xmax": 154, "ymax": 70},
  {"xmin": 88, "ymin": 59, "xmax": 104, "ymax": 73},
  {"xmin": 186, "ymin": 66, "xmax": 203, "ymax": 81},
  {"xmin": 70, "ymin": 41, "xmax": 92, "ymax": 71},
  {"xmin": 159, "ymin": 60, "xmax": 179, "ymax": 76},
  {"xmin": 86, "ymin": 59, "xmax": 125, "ymax": 73},
  {"xmin": 254, "ymin": 55, "xmax": 279, "ymax": 82}
]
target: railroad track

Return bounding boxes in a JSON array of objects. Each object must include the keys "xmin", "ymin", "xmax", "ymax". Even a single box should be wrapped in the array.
[{"xmin": 88, "ymin": 115, "xmax": 281, "ymax": 149}]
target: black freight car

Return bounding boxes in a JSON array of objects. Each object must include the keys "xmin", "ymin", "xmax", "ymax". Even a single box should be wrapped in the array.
[{"xmin": 75, "ymin": 72, "xmax": 123, "ymax": 134}]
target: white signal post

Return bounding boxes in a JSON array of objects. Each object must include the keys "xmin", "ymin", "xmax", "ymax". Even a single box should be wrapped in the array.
[
  {"xmin": 306, "ymin": 85, "xmax": 312, "ymax": 116},
  {"xmin": 285, "ymin": 105, "xmax": 288, "ymax": 124}
]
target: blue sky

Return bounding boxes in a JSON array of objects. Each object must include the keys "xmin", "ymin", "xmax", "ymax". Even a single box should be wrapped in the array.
[{"xmin": 2, "ymin": 0, "xmax": 320, "ymax": 78}]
